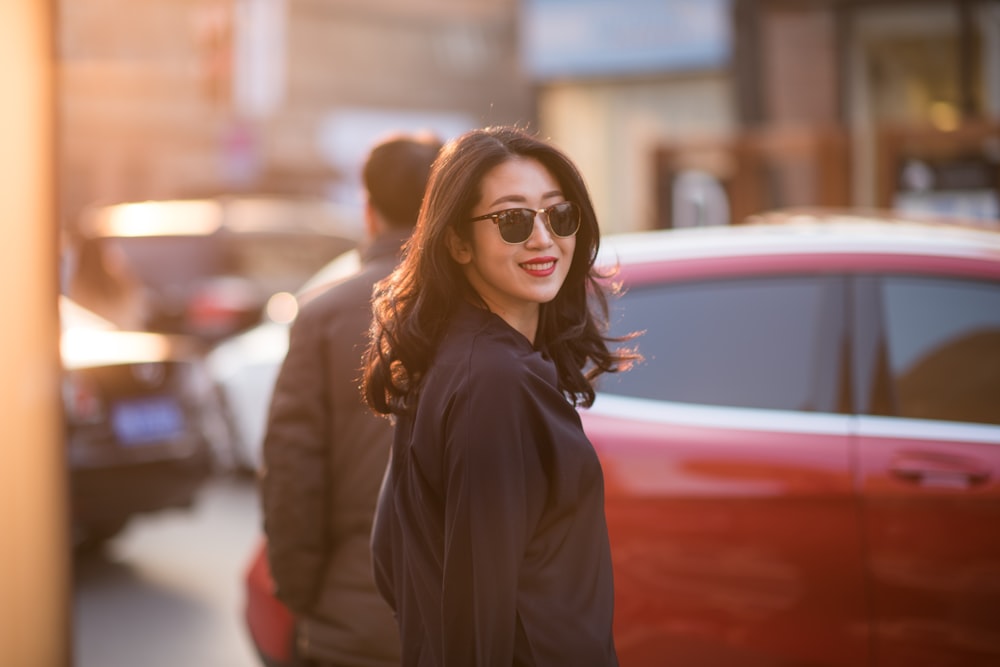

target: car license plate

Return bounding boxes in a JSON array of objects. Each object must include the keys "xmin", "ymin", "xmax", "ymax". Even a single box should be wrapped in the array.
[{"xmin": 111, "ymin": 396, "xmax": 186, "ymax": 446}]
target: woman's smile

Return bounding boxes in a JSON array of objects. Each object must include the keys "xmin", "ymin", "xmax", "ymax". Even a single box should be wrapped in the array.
[{"xmin": 520, "ymin": 256, "xmax": 557, "ymax": 277}]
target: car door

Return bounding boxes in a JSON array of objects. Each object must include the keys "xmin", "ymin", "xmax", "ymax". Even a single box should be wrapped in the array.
[
  {"xmin": 586, "ymin": 269, "xmax": 869, "ymax": 666},
  {"xmin": 852, "ymin": 273, "xmax": 1000, "ymax": 666}
]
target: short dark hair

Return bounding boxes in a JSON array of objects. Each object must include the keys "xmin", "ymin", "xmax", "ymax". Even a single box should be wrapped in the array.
[{"xmin": 363, "ymin": 132, "xmax": 443, "ymax": 229}]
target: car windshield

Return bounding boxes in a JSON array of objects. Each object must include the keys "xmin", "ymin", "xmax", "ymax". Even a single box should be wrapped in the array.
[
  {"xmin": 103, "ymin": 232, "xmax": 356, "ymax": 301},
  {"xmin": 59, "ymin": 295, "xmax": 117, "ymax": 332}
]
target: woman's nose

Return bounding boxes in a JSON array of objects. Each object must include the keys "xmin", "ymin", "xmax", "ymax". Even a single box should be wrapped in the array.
[{"xmin": 525, "ymin": 212, "xmax": 554, "ymax": 247}]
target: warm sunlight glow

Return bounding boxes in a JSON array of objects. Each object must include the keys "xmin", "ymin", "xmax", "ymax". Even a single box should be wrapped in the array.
[
  {"xmin": 93, "ymin": 200, "xmax": 223, "ymax": 237},
  {"xmin": 61, "ymin": 329, "xmax": 174, "ymax": 369},
  {"xmin": 929, "ymin": 101, "xmax": 960, "ymax": 132},
  {"xmin": 265, "ymin": 291, "xmax": 299, "ymax": 324}
]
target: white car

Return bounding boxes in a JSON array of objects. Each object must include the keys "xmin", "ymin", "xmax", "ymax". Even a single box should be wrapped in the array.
[{"xmin": 206, "ymin": 249, "xmax": 361, "ymax": 471}]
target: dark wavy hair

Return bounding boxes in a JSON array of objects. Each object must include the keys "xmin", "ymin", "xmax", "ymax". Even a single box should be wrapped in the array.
[{"xmin": 362, "ymin": 125, "xmax": 637, "ymax": 415}]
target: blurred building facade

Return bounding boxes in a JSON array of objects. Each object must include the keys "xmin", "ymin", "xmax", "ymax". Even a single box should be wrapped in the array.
[
  {"xmin": 59, "ymin": 0, "xmax": 1000, "ymax": 236},
  {"xmin": 651, "ymin": 0, "xmax": 1000, "ymax": 228},
  {"xmin": 525, "ymin": 0, "xmax": 1000, "ymax": 231},
  {"xmin": 58, "ymin": 0, "xmax": 532, "ymax": 231},
  {"xmin": 522, "ymin": 0, "xmax": 738, "ymax": 233}
]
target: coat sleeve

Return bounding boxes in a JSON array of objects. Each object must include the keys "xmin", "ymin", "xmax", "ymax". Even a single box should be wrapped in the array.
[
  {"xmin": 440, "ymin": 358, "xmax": 547, "ymax": 666},
  {"xmin": 260, "ymin": 305, "xmax": 331, "ymax": 612}
]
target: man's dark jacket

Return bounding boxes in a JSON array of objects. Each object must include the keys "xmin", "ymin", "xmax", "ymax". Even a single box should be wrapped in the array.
[{"xmin": 261, "ymin": 230, "xmax": 406, "ymax": 666}]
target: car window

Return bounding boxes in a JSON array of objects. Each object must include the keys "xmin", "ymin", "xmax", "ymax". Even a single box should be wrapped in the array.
[
  {"xmin": 230, "ymin": 233, "xmax": 356, "ymax": 296},
  {"xmin": 102, "ymin": 236, "xmax": 225, "ymax": 298},
  {"xmin": 599, "ymin": 275, "xmax": 848, "ymax": 413},
  {"xmin": 880, "ymin": 276, "xmax": 1000, "ymax": 426}
]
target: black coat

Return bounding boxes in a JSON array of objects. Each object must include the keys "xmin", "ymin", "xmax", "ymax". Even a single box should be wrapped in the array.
[
  {"xmin": 372, "ymin": 301, "xmax": 619, "ymax": 667},
  {"xmin": 262, "ymin": 230, "xmax": 408, "ymax": 666}
]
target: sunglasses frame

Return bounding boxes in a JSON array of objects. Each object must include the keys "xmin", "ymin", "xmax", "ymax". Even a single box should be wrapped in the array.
[{"xmin": 467, "ymin": 201, "xmax": 581, "ymax": 245}]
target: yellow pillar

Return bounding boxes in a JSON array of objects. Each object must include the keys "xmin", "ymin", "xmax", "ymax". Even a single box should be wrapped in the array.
[{"xmin": 0, "ymin": 1, "xmax": 71, "ymax": 665}]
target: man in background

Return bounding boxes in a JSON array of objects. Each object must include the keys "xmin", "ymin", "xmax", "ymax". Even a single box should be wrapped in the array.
[{"xmin": 261, "ymin": 132, "xmax": 442, "ymax": 667}]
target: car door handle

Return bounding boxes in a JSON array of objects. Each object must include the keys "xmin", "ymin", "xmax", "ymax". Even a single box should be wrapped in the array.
[{"xmin": 890, "ymin": 453, "xmax": 991, "ymax": 489}]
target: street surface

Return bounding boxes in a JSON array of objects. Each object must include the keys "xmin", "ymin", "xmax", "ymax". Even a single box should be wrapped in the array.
[{"xmin": 73, "ymin": 474, "xmax": 263, "ymax": 667}]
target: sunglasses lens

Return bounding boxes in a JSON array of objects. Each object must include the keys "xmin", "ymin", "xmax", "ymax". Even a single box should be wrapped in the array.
[
  {"xmin": 546, "ymin": 202, "xmax": 580, "ymax": 237},
  {"xmin": 496, "ymin": 209, "xmax": 536, "ymax": 243},
  {"xmin": 488, "ymin": 203, "xmax": 580, "ymax": 243}
]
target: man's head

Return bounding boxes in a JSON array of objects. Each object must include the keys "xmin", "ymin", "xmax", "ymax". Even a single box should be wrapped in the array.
[{"xmin": 363, "ymin": 132, "xmax": 444, "ymax": 231}]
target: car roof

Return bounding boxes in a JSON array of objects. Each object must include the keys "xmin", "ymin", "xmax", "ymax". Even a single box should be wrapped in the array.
[
  {"xmin": 598, "ymin": 210, "xmax": 1000, "ymax": 267},
  {"xmin": 79, "ymin": 196, "xmax": 363, "ymax": 239}
]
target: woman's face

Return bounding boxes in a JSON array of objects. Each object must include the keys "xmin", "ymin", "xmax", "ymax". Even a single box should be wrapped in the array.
[{"xmin": 447, "ymin": 156, "xmax": 576, "ymax": 341}]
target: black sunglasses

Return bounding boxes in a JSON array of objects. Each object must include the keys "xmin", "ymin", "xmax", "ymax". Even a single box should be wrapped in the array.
[{"xmin": 467, "ymin": 201, "xmax": 581, "ymax": 245}]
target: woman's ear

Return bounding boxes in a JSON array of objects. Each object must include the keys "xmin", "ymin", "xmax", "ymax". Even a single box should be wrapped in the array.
[{"xmin": 446, "ymin": 226, "xmax": 473, "ymax": 265}]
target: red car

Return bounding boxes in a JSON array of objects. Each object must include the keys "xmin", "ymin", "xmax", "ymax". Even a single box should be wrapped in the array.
[{"xmin": 245, "ymin": 211, "xmax": 1000, "ymax": 666}]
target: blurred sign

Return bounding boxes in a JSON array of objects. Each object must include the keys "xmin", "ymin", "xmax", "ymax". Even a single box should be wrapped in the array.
[
  {"xmin": 894, "ymin": 156, "xmax": 1000, "ymax": 221},
  {"xmin": 672, "ymin": 170, "xmax": 730, "ymax": 228},
  {"xmin": 221, "ymin": 120, "xmax": 261, "ymax": 187},
  {"xmin": 233, "ymin": 0, "xmax": 286, "ymax": 118},
  {"xmin": 522, "ymin": 0, "xmax": 732, "ymax": 80}
]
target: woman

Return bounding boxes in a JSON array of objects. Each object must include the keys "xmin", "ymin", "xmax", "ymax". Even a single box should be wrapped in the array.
[{"xmin": 362, "ymin": 125, "xmax": 637, "ymax": 666}]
